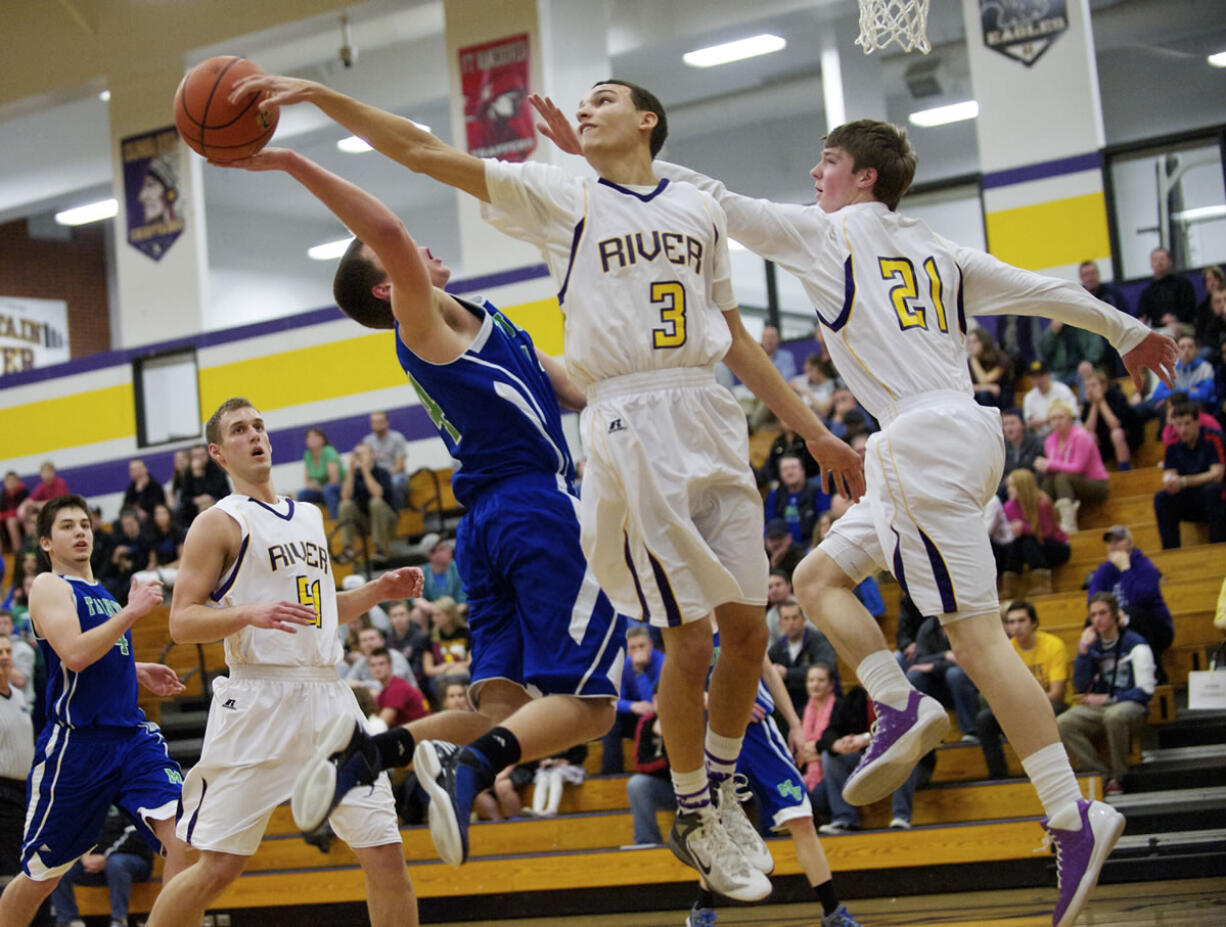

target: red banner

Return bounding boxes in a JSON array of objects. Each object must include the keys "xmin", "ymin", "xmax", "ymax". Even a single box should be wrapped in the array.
[{"xmin": 459, "ymin": 33, "xmax": 535, "ymax": 162}]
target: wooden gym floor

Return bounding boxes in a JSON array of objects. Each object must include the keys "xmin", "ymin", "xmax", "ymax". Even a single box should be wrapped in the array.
[{"xmin": 439, "ymin": 877, "xmax": 1226, "ymax": 926}]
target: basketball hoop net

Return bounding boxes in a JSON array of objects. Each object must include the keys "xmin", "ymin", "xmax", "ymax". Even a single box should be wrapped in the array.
[{"xmin": 855, "ymin": 0, "xmax": 932, "ymax": 55}]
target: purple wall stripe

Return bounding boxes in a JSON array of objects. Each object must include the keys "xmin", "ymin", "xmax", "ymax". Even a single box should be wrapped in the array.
[{"xmin": 981, "ymin": 152, "xmax": 1103, "ymax": 191}]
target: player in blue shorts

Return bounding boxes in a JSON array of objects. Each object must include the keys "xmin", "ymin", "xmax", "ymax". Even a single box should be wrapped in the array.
[
  {"xmin": 213, "ymin": 148, "xmax": 626, "ymax": 864},
  {"xmin": 0, "ymin": 494, "xmax": 189, "ymax": 925}
]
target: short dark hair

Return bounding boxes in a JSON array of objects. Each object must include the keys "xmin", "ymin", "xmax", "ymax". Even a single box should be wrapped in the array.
[
  {"xmin": 1088, "ymin": 592, "xmax": 1121, "ymax": 622},
  {"xmin": 1001, "ymin": 407, "xmax": 1023, "ymax": 421},
  {"xmin": 1170, "ymin": 402, "xmax": 1197, "ymax": 421},
  {"xmin": 1005, "ymin": 600, "xmax": 1038, "ymax": 625},
  {"xmin": 333, "ymin": 238, "xmax": 394, "ymax": 330},
  {"xmin": 778, "ymin": 598, "xmax": 803, "ymax": 613},
  {"xmin": 205, "ymin": 398, "xmax": 257, "ymax": 446},
  {"xmin": 824, "ymin": 119, "xmax": 918, "ymax": 210},
  {"xmin": 369, "ymin": 646, "xmax": 392, "ymax": 661},
  {"xmin": 769, "ymin": 568, "xmax": 792, "ymax": 582},
  {"xmin": 36, "ymin": 493, "xmax": 91, "ymax": 542},
  {"xmin": 1079, "ymin": 260, "xmax": 1097, "ymax": 270},
  {"xmin": 595, "ymin": 80, "xmax": 668, "ymax": 157}
]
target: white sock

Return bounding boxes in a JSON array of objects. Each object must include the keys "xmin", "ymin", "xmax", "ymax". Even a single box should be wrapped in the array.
[
  {"xmin": 705, "ymin": 728, "xmax": 743, "ymax": 783},
  {"xmin": 671, "ymin": 765, "xmax": 712, "ymax": 814},
  {"xmin": 856, "ymin": 651, "xmax": 913, "ymax": 710},
  {"xmin": 1022, "ymin": 743, "xmax": 1083, "ymax": 822}
]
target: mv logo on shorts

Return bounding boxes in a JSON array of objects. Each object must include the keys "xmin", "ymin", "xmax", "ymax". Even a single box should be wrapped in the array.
[
  {"xmin": 776, "ymin": 779, "xmax": 803, "ymax": 802},
  {"xmin": 608, "ymin": 418, "xmax": 626, "ymax": 434},
  {"xmin": 221, "ymin": 699, "xmax": 238, "ymax": 711},
  {"xmin": 165, "ymin": 768, "xmax": 184, "ymax": 785}
]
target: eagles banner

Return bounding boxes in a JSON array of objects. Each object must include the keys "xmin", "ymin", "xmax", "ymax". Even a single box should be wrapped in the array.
[
  {"xmin": 122, "ymin": 126, "xmax": 185, "ymax": 261},
  {"xmin": 981, "ymin": 0, "xmax": 1069, "ymax": 67},
  {"xmin": 459, "ymin": 33, "xmax": 536, "ymax": 162}
]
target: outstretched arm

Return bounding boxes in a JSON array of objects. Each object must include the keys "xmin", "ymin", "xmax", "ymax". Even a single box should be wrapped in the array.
[
  {"xmin": 230, "ymin": 76, "xmax": 490, "ymax": 203},
  {"xmin": 30, "ymin": 574, "xmax": 160, "ymax": 673}
]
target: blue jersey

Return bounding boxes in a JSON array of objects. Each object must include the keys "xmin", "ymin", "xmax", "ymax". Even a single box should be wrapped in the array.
[
  {"xmin": 394, "ymin": 297, "xmax": 575, "ymax": 507},
  {"xmin": 38, "ymin": 576, "xmax": 143, "ymax": 730}
]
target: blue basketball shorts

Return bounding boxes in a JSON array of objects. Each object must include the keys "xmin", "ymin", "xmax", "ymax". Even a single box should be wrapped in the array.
[
  {"xmin": 737, "ymin": 715, "xmax": 812, "ymax": 831},
  {"xmin": 21, "ymin": 722, "xmax": 182, "ymax": 880},
  {"xmin": 457, "ymin": 472, "xmax": 627, "ymax": 704}
]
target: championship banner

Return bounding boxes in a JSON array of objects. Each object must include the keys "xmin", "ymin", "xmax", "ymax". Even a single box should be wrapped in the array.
[
  {"xmin": 0, "ymin": 296, "xmax": 70, "ymax": 377},
  {"xmin": 459, "ymin": 33, "xmax": 536, "ymax": 162},
  {"xmin": 981, "ymin": 0, "xmax": 1069, "ymax": 66},
  {"xmin": 122, "ymin": 126, "xmax": 186, "ymax": 261}
]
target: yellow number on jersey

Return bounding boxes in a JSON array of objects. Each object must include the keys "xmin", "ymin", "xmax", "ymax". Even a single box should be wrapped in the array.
[
  {"xmin": 650, "ymin": 281, "xmax": 687, "ymax": 349},
  {"xmin": 296, "ymin": 575, "xmax": 322, "ymax": 628},
  {"xmin": 878, "ymin": 258, "xmax": 925, "ymax": 330}
]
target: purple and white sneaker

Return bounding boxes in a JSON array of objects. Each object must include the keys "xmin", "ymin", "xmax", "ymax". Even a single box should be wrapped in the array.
[
  {"xmin": 841, "ymin": 690, "xmax": 948, "ymax": 806},
  {"xmin": 1043, "ymin": 799, "xmax": 1125, "ymax": 927}
]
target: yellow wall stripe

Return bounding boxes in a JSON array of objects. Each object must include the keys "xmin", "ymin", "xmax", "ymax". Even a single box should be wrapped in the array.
[
  {"xmin": 984, "ymin": 192, "xmax": 1111, "ymax": 271},
  {"xmin": 500, "ymin": 298, "xmax": 565, "ymax": 355},
  {"xmin": 3, "ymin": 384, "xmax": 135, "ymax": 459}
]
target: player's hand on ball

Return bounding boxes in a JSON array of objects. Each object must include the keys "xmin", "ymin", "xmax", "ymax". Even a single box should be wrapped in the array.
[
  {"xmin": 136, "ymin": 662, "xmax": 187, "ymax": 697},
  {"xmin": 529, "ymin": 94, "xmax": 582, "ymax": 155},
  {"xmin": 808, "ymin": 433, "xmax": 866, "ymax": 502},
  {"xmin": 126, "ymin": 579, "xmax": 164, "ymax": 618},
  {"xmin": 376, "ymin": 567, "xmax": 425, "ymax": 600},
  {"xmin": 209, "ymin": 148, "xmax": 295, "ymax": 172},
  {"xmin": 249, "ymin": 601, "xmax": 318, "ymax": 633},
  {"xmin": 229, "ymin": 74, "xmax": 323, "ymax": 112}
]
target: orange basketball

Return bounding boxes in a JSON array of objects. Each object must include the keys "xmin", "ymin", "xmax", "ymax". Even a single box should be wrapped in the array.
[{"xmin": 174, "ymin": 56, "xmax": 279, "ymax": 161}]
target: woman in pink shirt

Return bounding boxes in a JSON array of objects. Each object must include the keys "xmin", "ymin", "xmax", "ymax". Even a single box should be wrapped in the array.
[
  {"xmin": 1000, "ymin": 469, "xmax": 1070, "ymax": 597},
  {"xmin": 795, "ymin": 663, "xmax": 837, "ymax": 794},
  {"xmin": 1034, "ymin": 400, "xmax": 1109, "ymax": 533}
]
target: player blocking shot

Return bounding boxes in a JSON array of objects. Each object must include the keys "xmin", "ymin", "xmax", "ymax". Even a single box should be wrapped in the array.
[
  {"xmin": 0, "ymin": 495, "xmax": 189, "ymax": 926},
  {"xmin": 224, "ymin": 71, "xmax": 864, "ymax": 902}
]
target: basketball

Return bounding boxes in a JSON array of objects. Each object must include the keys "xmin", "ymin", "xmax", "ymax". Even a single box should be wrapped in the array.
[{"xmin": 174, "ymin": 56, "xmax": 279, "ymax": 161}]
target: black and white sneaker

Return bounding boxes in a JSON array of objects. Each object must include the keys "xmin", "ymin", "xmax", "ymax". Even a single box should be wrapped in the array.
[
  {"xmin": 713, "ymin": 775, "xmax": 774, "ymax": 875},
  {"xmin": 291, "ymin": 715, "xmax": 380, "ymax": 833},
  {"xmin": 668, "ymin": 809, "xmax": 771, "ymax": 902}
]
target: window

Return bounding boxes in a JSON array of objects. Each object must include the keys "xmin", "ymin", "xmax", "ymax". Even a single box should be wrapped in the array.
[{"xmin": 133, "ymin": 349, "xmax": 201, "ymax": 447}]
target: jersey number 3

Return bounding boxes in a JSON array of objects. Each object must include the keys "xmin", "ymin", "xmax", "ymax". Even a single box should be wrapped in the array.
[
  {"xmin": 878, "ymin": 257, "xmax": 949, "ymax": 334},
  {"xmin": 650, "ymin": 281, "xmax": 687, "ymax": 349},
  {"xmin": 296, "ymin": 576, "xmax": 323, "ymax": 628}
]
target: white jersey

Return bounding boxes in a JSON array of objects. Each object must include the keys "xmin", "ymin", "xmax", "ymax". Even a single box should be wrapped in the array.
[
  {"xmin": 656, "ymin": 162, "xmax": 1152, "ymax": 423},
  {"xmin": 209, "ymin": 495, "xmax": 342, "ymax": 668},
  {"xmin": 482, "ymin": 159, "xmax": 737, "ymax": 390}
]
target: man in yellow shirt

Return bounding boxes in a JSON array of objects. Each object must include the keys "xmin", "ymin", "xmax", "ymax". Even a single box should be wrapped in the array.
[{"xmin": 976, "ymin": 602, "xmax": 1068, "ymax": 778}]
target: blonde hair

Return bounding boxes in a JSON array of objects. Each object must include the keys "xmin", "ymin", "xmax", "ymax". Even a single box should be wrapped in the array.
[
  {"xmin": 431, "ymin": 596, "xmax": 465, "ymax": 637},
  {"xmin": 1009, "ymin": 468, "xmax": 1050, "ymax": 542},
  {"xmin": 1047, "ymin": 399, "xmax": 1075, "ymax": 420}
]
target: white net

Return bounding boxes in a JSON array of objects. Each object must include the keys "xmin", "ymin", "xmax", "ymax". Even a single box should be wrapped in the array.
[{"xmin": 855, "ymin": 0, "xmax": 932, "ymax": 55}]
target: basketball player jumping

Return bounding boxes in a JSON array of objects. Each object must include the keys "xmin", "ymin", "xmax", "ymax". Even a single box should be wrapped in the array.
[
  {"xmin": 145, "ymin": 399, "xmax": 423, "ymax": 927},
  {"xmin": 0, "ymin": 494, "xmax": 189, "ymax": 926},
  {"xmin": 227, "ymin": 72, "xmax": 864, "ymax": 901},
  {"xmin": 532, "ymin": 98, "xmax": 1174, "ymax": 927}
]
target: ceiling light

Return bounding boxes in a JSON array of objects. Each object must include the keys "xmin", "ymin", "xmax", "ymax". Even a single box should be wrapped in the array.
[
  {"xmin": 1208, "ymin": 51, "xmax": 1226, "ymax": 68},
  {"xmin": 308, "ymin": 236, "xmax": 354, "ymax": 260},
  {"xmin": 908, "ymin": 100, "xmax": 979, "ymax": 127},
  {"xmin": 99, "ymin": 90, "xmax": 111, "ymax": 102},
  {"xmin": 1172, "ymin": 204, "xmax": 1226, "ymax": 223},
  {"xmin": 338, "ymin": 122, "xmax": 430, "ymax": 153},
  {"xmin": 54, "ymin": 198, "xmax": 118, "ymax": 226},
  {"xmin": 683, "ymin": 34, "xmax": 786, "ymax": 68}
]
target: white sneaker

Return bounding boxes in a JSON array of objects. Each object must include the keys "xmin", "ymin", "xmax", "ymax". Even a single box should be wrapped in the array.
[
  {"xmin": 714, "ymin": 775, "xmax": 774, "ymax": 875},
  {"xmin": 668, "ymin": 808, "xmax": 771, "ymax": 902},
  {"xmin": 889, "ymin": 816, "xmax": 912, "ymax": 830}
]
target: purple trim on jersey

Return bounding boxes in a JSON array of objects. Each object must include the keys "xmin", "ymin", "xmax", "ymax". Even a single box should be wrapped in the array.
[
  {"xmin": 210, "ymin": 534, "xmax": 250, "ymax": 603},
  {"xmin": 918, "ymin": 527, "xmax": 957, "ymax": 613},
  {"xmin": 981, "ymin": 152, "xmax": 1102, "ymax": 190},
  {"xmin": 597, "ymin": 177, "xmax": 670, "ymax": 203},
  {"xmin": 891, "ymin": 527, "xmax": 911, "ymax": 600},
  {"xmin": 646, "ymin": 549, "xmax": 682, "ymax": 627},
  {"xmin": 955, "ymin": 266, "xmax": 968, "ymax": 335},
  {"xmin": 249, "ymin": 497, "xmax": 295, "ymax": 522},
  {"xmin": 184, "ymin": 777, "xmax": 207, "ymax": 846},
  {"xmin": 557, "ymin": 218, "xmax": 586, "ymax": 306},
  {"xmin": 823, "ymin": 255, "xmax": 856, "ymax": 332},
  {"xmin": 623, "ymin": 533, "xmax": 651, "ymax": 622}
]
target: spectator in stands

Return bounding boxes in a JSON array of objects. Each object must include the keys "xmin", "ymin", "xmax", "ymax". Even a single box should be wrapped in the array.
[
  {"xmin": 826, "ymin": 387, "xmax": 875, "ymax": 440},
  {"xmin": 131, "ymin": 503, "xmax": 184, "ymax": 591},
  {"xmin": 985, "ymin": 494, "xmax": 1015, "ymax": 578},
  {"xmin": 790, "ymin": 353, "xmax": 838, "ymax": 418},
  {"xmin": 176, "ymin": 444, "xmax": 230, "ymax": 526},
  {"xmin": 626, "ymin": 697, "xmax": 670, "ymax": 845},
  {"xmin": 797, "ymin": 663, "xmax": 837, "ymax": 795},
  {"xmin": 102, "ymin": 508, "xmax": 150, "ymax": 604},
  {"xmin": 15, "ymin": 462, "xmax": 69, "ymax": 539},
  {"xmin": 529, "ymin": 745, "xmax": 587, "ymax": 818},
  {"xmin": 1214, "ymin": 336, "xmax": 1226, "ymax": 430},
  {"xmin": 765, "ymin": 569, "xmax": 794, "ymax": 643},
  {"xmin": 977, "ymin": 602, "xmax": 1067, "ymax": 779},
  {"xmin": 893, "ymin": 594, "xmax": 928, "ymax": 670},
  {"xmin": 1081, "ymin": 368, "xmax": 1143, "ymax": 470},
  {"xmin": 369, "ymin": 647, "xmax": 431, "ymax": 727},
  {"xmin": 0, "ymin": 611, "xmax": 34, "ymax": 705},
  {"xmin": 769, "ymin": 599, "xmax": 837, "ymax": 718},
  {"xmin": 1039, "ymin": 318, "xmax": 1106, "ymax": 390},
  {"xmin": 422, "ymin": 595, "xmax": 471, "ymax": 697},
  {"xmin": 1079, "ymin": 260, "xmax": 1130, "ymax": 316},
  {"xmin": 906, "ymin": 616, "xmax": 980, "ymax": 741},
  {"xmin": 757, "ymin": 427, "xmax": 820, "ymax": 487},
  {"xmin": 1000, "ymin": 468, "xmax": 1070, "ymax": 598},
  {"xmin": 298, "ymin": 427, "xmax": 345, "ymax": 520},
  {"xmin": 1153, "ymin": 403, "xmax": 1226, "ymax": 548},
  {"xmin": 345, "ymin": 626, "xmax": 417, "ymax": 690},
  {"xmin": 1137, "ymin": 247, "xmax": 1196, "ymax": 331},
  {"xmin": 967, "ymin": 326, "xmax": 1011, "ymax": 409},
  {"xmin": 1, "ymin": 472, "xmax": 29, "ymax": 554},
  {"xmin": 48, "ymin": 805, "xmax": 153, "ymax": 927},
  {"xmin": 1147, "ymin": 333, "xmax": 1216, "ymax": 414},
  {"xmin": 121, "ymin": 458, "xmax": 167, "ymax": 521},
  {"xmin": 1058, "ymin": 593, "xmax": 1155, "ymax": 793},
  {"xmin": 168, "ymin": 449, "xmax": 190, "ymax": 512},
  {"xmin": 1194, "ymin": 267, "xmax": 1225, "ymax": 357},
  {"xmin": 420, "ymin": 537, "xmax": 466, "ymax": 603},
  {"xmin": 1035, "ymin": 400, "xmax": 1109, "ymax": 534},
  {"xmin": 816, "ymin": 686, "xmax": 919, "ymax": 833},
  {"xmin": 764, "ymin": 455, "xmax": 828, "ymax": 546},
  {"xmin": 1088, "ymin": 526, "xmax": 1174, "ymax": 684},
  {"xmin": 338, "ymin": 442, "xmax": 398, "ymax": 565},
  {"xmin": 1023, "ymin": 361, "xmax": 1079, "ymax": 435},
  {"xmin": 363, "ymin": 410, "xmax": 409, "ymax": 507},
  {"xmin": 385, "ymin": 599, "xmax": 431, "ymax": 682},
  {"xmin": 85, "ymin": 507, "xmax": 116, "ymax": 595},
  {"xmin": 764, "ymin": 518, "xmax": 805, "ymax": 585},
  {"xmin": 1000, "ymin": 407, "xmax": 1044, "ymax": 497},
  {"xmin": 749, "ymin": 324, "xmax": 797, "ymax": 432},
  {"xmin": 602, "ymin": 625, "xmax": 665, "ymax": 775},
  {"xmin": 0, "ymin": 634, "xmax": 35, "ymax": 886}
]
